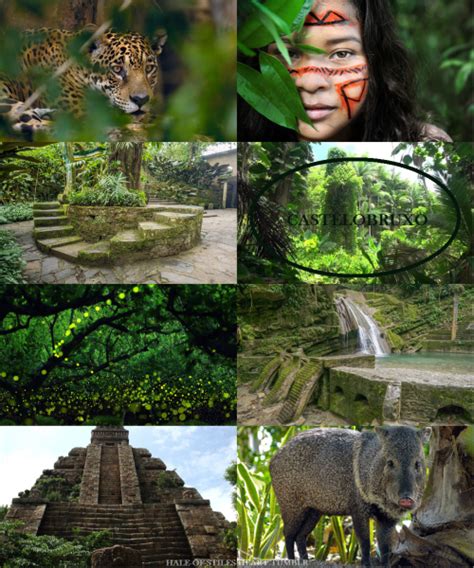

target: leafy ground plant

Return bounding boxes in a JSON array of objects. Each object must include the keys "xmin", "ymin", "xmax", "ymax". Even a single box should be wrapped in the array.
[
  {"xmin": 0, "ymin": 203, "xmax": 33, "ymax": 224},
  {"xmin": 0, "ymin": 229, "xmax": 25, "ymax": 284}
]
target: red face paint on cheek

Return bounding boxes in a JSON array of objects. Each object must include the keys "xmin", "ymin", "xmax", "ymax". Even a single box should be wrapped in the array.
[{"xmin": 335, "ymin": 77, "xmax": 368, "ymax": 119}]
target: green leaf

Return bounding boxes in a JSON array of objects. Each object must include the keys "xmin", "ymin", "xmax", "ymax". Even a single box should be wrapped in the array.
[
  {"xmin": 250, "ymin": 0, "xmax": 291, "ymax": 36},
  {"xmin": 237, "ymin": 62, "xmax": 296, "ymax": 130},
  {"xmin": 238, "ymin": 41, "xmax": 257, "ymax": 57},
  {"xmin": 293, "ymin": 43, "xmax": 327, "ymax": 55},
  {"xmin": 239, "ymin": 0, "xmax": 306, "ymax": 49},
  {"xmin": 455, "ymin": 63, "xmax": 472, "ymax": 93},
  {"xmin": 259, "ymin": 52, "xmax": 312, "ymax": 125},
  {"xmin": 258, "ymin": 13, "xmax": 292, "ymax": 66},
  {"xmin": 439, "ymin": 59, "xmax": 464, "ymax": 69},
  {"xmin": 291, "ymin": 0, "xmax": 315, "ymax": 32},
  {"xmin": 237, "ymin": 462, "xmax": 260, "ymax": 511}
]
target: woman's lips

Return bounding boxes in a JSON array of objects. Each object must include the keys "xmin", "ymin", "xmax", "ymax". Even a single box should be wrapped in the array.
[{"xmin": 304, "ymin": 105, "xmax": 337, "ymax": 121}]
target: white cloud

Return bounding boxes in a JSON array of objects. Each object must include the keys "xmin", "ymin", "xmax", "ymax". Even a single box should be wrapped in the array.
[
  {"xmin": 201, "ymin": 485, "xmax": 236, "ymax": 521},
  {"xmin": 0, "ymin": 448, "xmax": 57, "ymax": 506}
]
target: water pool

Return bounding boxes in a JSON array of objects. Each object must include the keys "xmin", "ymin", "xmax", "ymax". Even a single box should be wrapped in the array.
[{"xmin": 376, "ymin": 352, "xmax": 473, "ymax": 376}]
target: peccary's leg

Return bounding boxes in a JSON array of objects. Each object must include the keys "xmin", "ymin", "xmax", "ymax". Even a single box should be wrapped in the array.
[
  {"xmin": 375, "ymin": 519, "xmax": 396, "ymax": 567},
  {"xmin": 285, "ymin": 533, "xmax": 296, "ymax": 559},
  {"xmin": 352, "ymin": 511, "xmax": 372, "ymax": 567},
  {"xmin": 295, "ymin": 508, "xmax": 321, "ymax": 559}
]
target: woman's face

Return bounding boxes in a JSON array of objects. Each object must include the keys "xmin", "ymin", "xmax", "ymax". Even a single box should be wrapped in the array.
[{"xmin": 269, "ymin": 0, "xmax": 368, "ymax": 141}]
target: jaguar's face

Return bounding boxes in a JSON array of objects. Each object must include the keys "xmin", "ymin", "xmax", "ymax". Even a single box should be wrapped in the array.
[{"xmin": 89, "ymin": 31, "xmax": 167, "ymax": 116}]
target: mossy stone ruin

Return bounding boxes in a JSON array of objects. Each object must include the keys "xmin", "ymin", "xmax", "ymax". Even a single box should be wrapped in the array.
[
  {"xmin": 32, "ymin": 202, "xmax": 204, "ymax": 265},
  {"xmin": 6, "ymin": 427, "xmax": 233, "ymax": 567}
]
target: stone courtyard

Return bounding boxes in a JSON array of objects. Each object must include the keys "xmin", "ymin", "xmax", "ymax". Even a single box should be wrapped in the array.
[{"xmin": 5, "ymin": 209, "xmax": 236, "ymax": 284}]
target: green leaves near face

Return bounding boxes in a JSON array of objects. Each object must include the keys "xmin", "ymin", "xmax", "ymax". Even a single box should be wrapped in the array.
[
  {"xmin": 238, "ymin": 53, "xmax": 312, "ymax": 131},
  {"xmin": 239, "ymin": 0, "xmax": 313, "ymax": 49}
]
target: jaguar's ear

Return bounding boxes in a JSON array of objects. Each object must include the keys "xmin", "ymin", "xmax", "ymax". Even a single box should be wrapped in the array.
[
  {"xmin": 151, "ymin": 29, "xmax": 167, "ymax": 55},
  {"xmin": 84, "ymin": 25, "xmax": 106, "ymax": 54}
]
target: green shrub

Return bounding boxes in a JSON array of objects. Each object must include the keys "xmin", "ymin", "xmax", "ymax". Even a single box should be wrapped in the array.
[
  {"xmin": 155, "ymin": 471, "xmax": 182, "ymax": 490},
  {"xmin": 0, "ymin": 230, "xmax": 25, "ymax": 284},
  {"xmin": 0, "ymin": 203, "xmax": 33, "ymax": 224},
  {"xmin": 70, "ymin": 172, "xmax": 146, "ymax": 207}
]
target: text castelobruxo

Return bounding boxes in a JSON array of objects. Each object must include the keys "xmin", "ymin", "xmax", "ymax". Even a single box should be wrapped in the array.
[{"xmin": 287, "ymin": 212, "xmax": 428, "ymax": 227}]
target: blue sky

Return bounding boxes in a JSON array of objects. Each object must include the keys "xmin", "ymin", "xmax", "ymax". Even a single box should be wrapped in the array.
[
  {"xmin": 0, "ymin": 426, "xmax": 236, "ymax": 519},
  {"xmin": 310, "ymin": 142, "xmax": 435, "ymax": 189}
]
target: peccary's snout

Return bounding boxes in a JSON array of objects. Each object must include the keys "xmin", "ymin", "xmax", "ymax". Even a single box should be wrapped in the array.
[{"xmin": 399, "ymin": 497, "xmax": 416, "ymax": 509}]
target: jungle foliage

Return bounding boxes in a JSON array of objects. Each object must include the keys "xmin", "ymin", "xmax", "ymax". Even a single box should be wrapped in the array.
[
  {"xmin": 0, "ymin": 0, "xmax": 236, "ymax": 141},
  {"xmin": 0, "ymin": 284, "xmax": 237, "ymax": 425},
  {"xmin": 0, "ymin": 520, "xmax": 111, "ymax": 568},
  {"xmin": 238, "ymin": 142, "xmax": 472, "ymax": 285}
]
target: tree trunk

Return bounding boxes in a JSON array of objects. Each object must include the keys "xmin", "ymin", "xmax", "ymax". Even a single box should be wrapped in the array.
[
  {"xmin": 391, "ymin": 426, "xmax": 473, "ymax": 567},
  {"xmin": 451, "ymin": 294, "xmax": 459, "ymax": 341},
  {"xmin": 54, "ymin": 0, "xmax": 99, "ymax": 29},
  {"xmin": 62, "ymin": 143, "xmax": 75, "ymax": 196},
  {"xmin": 109, "ymin": 143, "xmax": 143, "ymax": 190}
]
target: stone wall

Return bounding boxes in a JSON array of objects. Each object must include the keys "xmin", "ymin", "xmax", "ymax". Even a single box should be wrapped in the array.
[
  {"xmin": 67, "ymin": 205, "xmax": 157, "ymax": 242},
  {"xmin": 118, "ymin": 445, "xmax": 142, "ymax": 505},
  {"xmin": 79, "ymin": 444, "xmax": 101, "ymax": 504},
  {"xmin": 175, "ymin": 499, "xmax": 233, "ymax": 560}
]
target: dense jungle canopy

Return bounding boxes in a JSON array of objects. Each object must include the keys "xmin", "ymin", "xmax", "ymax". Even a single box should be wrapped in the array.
[{"xmin": 0, "ymin": 284, "xmax": 236, "ymax": 425}]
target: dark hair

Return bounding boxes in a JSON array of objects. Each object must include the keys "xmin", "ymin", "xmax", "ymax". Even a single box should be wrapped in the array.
[{"xmin": 238, "ymin": 0, "xmax": 424, "ymax": 141}]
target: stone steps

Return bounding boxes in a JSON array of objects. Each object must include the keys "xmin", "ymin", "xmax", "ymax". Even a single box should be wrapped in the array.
[
  {"xmin": 33, "ymin": 203, "xmax": 203, "ymax": 266},
  {"xmin": 33, "ymin": 209, "xmax": 64, "ymax": 217},
  {"xmin": 34, "ymin": 225, "xmax": 75, "ymax": 239},
  {"xmin": 34, "ymin": 216, "xmax": 69, "ymax": 227},
  {"xmin": 38, "ymin": 502, "xmax": 193, "ymax": 567},
  {"xmin": 33, "ymin": 201, "xmax": 61, "ymax": 209},
  {"xmin": 278, "ymin": 361, "xmax": 322, "ymax": 423}
]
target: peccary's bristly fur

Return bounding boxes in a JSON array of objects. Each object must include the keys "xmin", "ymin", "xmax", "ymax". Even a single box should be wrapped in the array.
[{"xmin": 270, "ymin": 426, "xmax": 431, "ymax": 568}]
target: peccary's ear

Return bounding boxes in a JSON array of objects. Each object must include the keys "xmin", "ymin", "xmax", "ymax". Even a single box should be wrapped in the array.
[
  {"xmin": 151, "ymin": 30, "xmax": 167, "ymax": 54},
  {"xmin": 418, "ymin": 427, "xmax": 432, "ymax": 444}
]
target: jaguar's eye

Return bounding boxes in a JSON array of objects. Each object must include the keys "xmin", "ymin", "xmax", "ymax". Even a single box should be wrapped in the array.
[{"xmin": 111, "ymin": 65, "xmax": 123, "ymax": 75}]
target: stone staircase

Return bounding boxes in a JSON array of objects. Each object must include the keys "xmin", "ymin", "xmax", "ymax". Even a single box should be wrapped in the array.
[
  {"xmin": 37, "ymin": 503, "xmax": 193, "ymax": 567},
  {"xmin": 278, "ymin": 361, "xmax": 322, "ymax": 423},
  {"xmin": 99, "ymin": 446, "xmax": 121, "ymax": 505},
  {"xmin": 33, "ymin": 202, "xmax": 203, "ymax": 266}
]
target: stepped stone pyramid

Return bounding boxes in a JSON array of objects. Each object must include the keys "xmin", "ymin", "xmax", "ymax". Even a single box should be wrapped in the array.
[{"xmin": 7, "ymin": 427, "xmax": 233, "ymax": 567}]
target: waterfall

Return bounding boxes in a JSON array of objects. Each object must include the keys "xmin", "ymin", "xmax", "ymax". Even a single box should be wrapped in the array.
[{"xmin": 335, "ymin": 296, "xmax": 390, "ymax": 356}]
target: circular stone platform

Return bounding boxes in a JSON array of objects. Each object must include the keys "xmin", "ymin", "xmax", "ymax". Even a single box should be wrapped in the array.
[{"xmin": 32, "ymin": 202, "xmax": 204, "ymax": 266}]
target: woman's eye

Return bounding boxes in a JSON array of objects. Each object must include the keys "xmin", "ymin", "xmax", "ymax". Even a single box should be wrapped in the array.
[
  {"xmin": 287, "ymin": 48, "xmax": 301, "ymax": 61},
  {"xmin": 331, "ymin": 50, "xmax": 353, "ymax": 59}
]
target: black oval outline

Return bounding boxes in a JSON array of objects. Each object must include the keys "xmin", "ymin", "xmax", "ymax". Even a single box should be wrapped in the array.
[{"xmin": 249, "ymin": 157, "xmax": 461, "ymax": 278}]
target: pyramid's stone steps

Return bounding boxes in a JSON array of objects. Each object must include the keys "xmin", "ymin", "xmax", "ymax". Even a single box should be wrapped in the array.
[{"xmin": 38, "ymin": 503, "xmax": 193, "ymax": 567}]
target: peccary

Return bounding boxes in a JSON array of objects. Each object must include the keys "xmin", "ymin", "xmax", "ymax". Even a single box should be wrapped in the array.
[{"xmin": 270, "ymin": 426, "xmax": 431, "ymax": 567}]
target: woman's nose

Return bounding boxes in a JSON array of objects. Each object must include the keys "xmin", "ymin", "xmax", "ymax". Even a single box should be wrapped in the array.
[{"xmin": 293, "ymin": 68, "xmax": 332, "ymax": 92}]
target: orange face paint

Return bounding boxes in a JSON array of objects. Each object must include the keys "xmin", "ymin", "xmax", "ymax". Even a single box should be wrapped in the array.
[
  {"xmin": 335, "ymin": 77, "xmax": 368, "ymax": 119},
  {"xmin": 289, "ymin": 64, "xmax": 367, "ymax": 78},
  {"xmin": 305, "ymin": 10, "xmax": 348, "ymax": 25}
]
